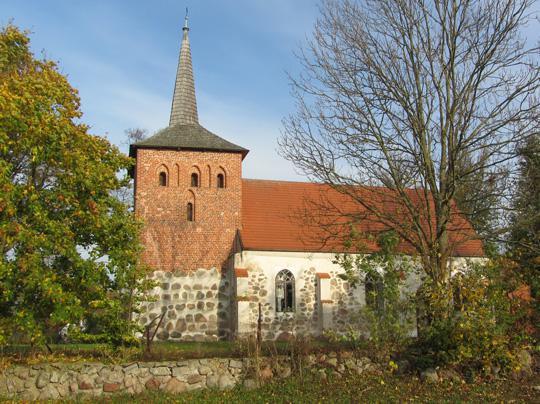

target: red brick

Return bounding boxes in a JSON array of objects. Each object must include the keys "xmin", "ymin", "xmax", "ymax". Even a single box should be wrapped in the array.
[{"xmin": 134, "ymin": 149, "xmax": 243, "ymax": 271}]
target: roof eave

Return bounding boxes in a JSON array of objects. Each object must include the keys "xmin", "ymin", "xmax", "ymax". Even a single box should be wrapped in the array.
[
  {"xmin": 240, "ymin": 245, "xmax": 485, "ymax": 258},
  {"xmin": 129, "ymin": 144, "xmax": 249, "ymax": 159}
]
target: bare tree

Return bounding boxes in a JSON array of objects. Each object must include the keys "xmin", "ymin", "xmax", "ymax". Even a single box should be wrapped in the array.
[
  {"xmin": 123, "ymin": 127, "xmax": 148, "ymax": 147},
  {"xmin": 279, "ymin": 0, "xmax": 540, "ymax": 286},
  {"xmin": 114, "ymin": 128, "xmax": 148, "ymax": 208}
]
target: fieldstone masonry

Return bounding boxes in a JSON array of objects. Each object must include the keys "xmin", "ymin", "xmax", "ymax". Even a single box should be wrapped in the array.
[
  {"xmin": 236, "ymin": 262, "xmax": 365, "ymax": 340},
  {"xmin": 327, "ymin": 267, "xmax": 366, "ymax": 333},
  {"xmin": 0, "ymin": 352, "xmax": 379, "ymax": 400},
  {"xmin": 138, "ymin": 269, "xmax": 232, "ymax": 341}
]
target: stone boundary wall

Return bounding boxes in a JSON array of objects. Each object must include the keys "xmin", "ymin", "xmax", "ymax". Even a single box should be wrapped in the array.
[{"xmin": 0, "ymin": 352, "xmax": 377, "ymax": 401}]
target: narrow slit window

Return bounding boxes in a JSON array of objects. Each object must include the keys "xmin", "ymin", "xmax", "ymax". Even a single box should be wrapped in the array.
[
  {"xmin": 187, "ymin": 202, "xmax": 194, "ymax": 221},
  {"xmin": 276, "ymin": 269, "xmax": 295, "ymax": 312},
  {"xmin": 217, "ymin": 173, "xmax": 225, "ymax": 188},
  {"xmin": 159, "ymin": 172, "xmax": 167, "ymax": 186},
  {"xmin": 191, "ymin": 173, "xmax": 199, "ymax": 187}
]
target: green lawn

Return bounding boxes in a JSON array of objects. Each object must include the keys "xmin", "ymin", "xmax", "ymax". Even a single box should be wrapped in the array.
[
  {"xmin": 75, "ymin": 372, "xmax": 540, "ymax": 403},
  {"xmin": 1, "ymin": 339, "xmax": 354, "ymax": 364}
]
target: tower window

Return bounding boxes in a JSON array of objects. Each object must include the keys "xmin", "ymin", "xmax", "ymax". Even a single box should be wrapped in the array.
[
  {"xmin": 276, "ymin": 269, "xmax": 295, "ymax": 312},
  {"xmin": 159, "ymin": 172, "xmax": 167, "ymax": 186},
  {"xmin": 191, "ymin": 173, "xmax": 199, "ymax": 187},
  {"xmin": 187, "ymin": 202, "xmax": 194, "ymax": 221},
  {"xmin": 217, "ymin": 173, "xmax": 225, "ymax": 188}
]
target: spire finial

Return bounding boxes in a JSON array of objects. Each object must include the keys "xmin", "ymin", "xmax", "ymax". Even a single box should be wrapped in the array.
[{"xmin": 183, "ymin": 7, "xmax": 189, "ymax": 31}]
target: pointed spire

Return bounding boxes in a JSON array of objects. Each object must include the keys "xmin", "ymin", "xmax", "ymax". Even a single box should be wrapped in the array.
[{"xmin": 169, "ymin": 9, "xmax": 198, "ymax": 126}]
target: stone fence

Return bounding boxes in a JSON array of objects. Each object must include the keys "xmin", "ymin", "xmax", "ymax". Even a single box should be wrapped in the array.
[{"xmin": 0, "ymin": 352, "xmax": 377, "ymax": 400}]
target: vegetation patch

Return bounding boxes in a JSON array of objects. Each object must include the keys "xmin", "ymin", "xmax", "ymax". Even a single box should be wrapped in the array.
[
  {"xmin": 72, "ymin": 372, "xmax": 540, "ymax": 404},
  {"xmin": 0, "ymin": 339, "xmax": 361, "ymax": 366}
]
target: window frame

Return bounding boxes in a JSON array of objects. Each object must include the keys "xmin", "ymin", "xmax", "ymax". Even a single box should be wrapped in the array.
[
  {"xmin": 365, "ymin": 272, "xmax": 384, "ymax": 313},
  {"xmin": 158, "ymin": 171, "xmax": 167, "ymax": 187},
  {"xmin": 190, "ymin": 172, "xmax": 199, "ymax": 187},
  {"xmin": 275, "ymin": 269, "xmax": 295, "ymax": 313},
  {"xmin": 217, "ymin": 173, "xmax": 225, "ymax": 188},
  {"xmin": 186, "ymin": 202, "xmax": 194, "ymax": 221}
]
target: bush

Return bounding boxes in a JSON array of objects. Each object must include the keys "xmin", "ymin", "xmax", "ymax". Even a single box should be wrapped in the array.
[{"xmin": 418, "ymin": 260, "xmax": 530, "ymax": 373}]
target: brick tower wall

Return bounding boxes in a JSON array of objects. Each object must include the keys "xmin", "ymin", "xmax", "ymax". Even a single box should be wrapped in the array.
[
  {"xmin": 134, "ymin": 148, "xmax": 243, "ymax": 272},
  {"xmin": 134, "ymin": 148, "xmax": 243, "ymax": 341}
]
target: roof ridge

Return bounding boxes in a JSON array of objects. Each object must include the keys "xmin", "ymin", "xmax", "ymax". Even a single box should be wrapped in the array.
[
  {"xmin": 242, "ymin": 178, "xmax": 316, "ymax": 185},
  {"xmin": 242, "ymin": 178, "xmax": 435, "ymax": 193}
]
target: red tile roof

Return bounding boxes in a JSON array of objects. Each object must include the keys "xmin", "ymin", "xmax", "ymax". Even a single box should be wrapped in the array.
[{"xmin": 241, "ymin": 179, "xmax": 484, "ymax": 257}]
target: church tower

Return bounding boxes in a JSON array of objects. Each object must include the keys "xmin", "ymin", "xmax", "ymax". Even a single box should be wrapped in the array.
[{"xmin": 130, "ymin": 15, "xmax": 248, "ymax": 341}]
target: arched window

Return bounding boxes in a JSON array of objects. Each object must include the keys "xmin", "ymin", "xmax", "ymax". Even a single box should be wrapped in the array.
[
  {"xmin": 276, "ymin": 269, "xmax": 295, "ymax": 312},
  {"xmin": 159, "ymin": 171, "xmax": 167, "ymax": 186},
  {"xmin": 191, "ymin": 172, "xmax": 199, "ymax": 187},
  {"xmin": 186, "ymin": 202, "xmax": 194, "ymax": 221},
  {"xmin": 365, "ymin": 272, "xmax": 384, "ymax": 313},
  {"xmin": 217, "ymin": 173, "xmax": 225, "ymax": 188}
]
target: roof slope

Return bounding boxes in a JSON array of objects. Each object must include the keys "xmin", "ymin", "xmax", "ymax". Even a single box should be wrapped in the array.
[
  {"xmin": 241, "ymin": 179, "xmax": 484, "ymax": 257},
  {"xmin": 129, "ymin": 123, "xmax": 248, "ymax": 157},
  {"xmin": 129, "ymin": 18, "xmax": 248, "ymax": 159},
  {"xmin": 170, "ymin": 16, "xmax": 198, "ymax": 126}
]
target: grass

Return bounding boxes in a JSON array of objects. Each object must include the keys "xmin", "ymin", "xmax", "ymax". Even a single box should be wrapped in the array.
[
  {"xmin": 0, "ymin": 338, "xmax": 357, "ymax": 365},
  {"xmin": 71, "ymin": 371, "xmax": 540, "ymax": 403}
]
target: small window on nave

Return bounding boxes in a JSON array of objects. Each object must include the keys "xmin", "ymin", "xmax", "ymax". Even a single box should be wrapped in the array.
[
  {"xmin": 159, "ymin": 172, "xmax": 167, "ymax": 186},
  {"xmin": 276, "ymin": 269, "xmax": 295, "ymax": 312},
  {"xmin": 365, "ymin": 272, "xmax": 384, "ymax": 313}
]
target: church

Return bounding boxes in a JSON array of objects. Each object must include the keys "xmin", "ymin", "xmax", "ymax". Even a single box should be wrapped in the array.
[{"xmin": 129, "ymin": 18, "xmax": 484, "ymax": 341}]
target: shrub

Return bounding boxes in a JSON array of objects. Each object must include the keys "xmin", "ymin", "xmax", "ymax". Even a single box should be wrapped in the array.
[
  {"xmin": 418, "ymin": 260, "xmax": 530, "ymax": 373},
  {"xmin": 335, "ymin": 231, "xmax": 416, "ymax": 360}
]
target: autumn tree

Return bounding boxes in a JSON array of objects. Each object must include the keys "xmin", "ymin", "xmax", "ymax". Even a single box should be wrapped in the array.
[
  {"xmin": 280, "ymin": 0, "xmax": 540, "ymax": 291},
  {"xmin": 452, "ymin": 149, "xmax": 504, "ymax": 257},
  {"xmin": 509, "ymin": 134, "xmax": 540, "ymax": 298},
  {"xmin": 0, "ymin": 25, "xmax": 151, "ymax": 346}
]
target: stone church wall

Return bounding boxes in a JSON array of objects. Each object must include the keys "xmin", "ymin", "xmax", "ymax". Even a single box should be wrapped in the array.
[
  {"xmin": 137, "ymin": 269, "xmax": 233, "ymax": 341},
  {"xmin": 233, "ymin": 251, "xmax": 367, "ymax": 340},
  {"xmin": 233, "ymin": 251, "xmax": 485, "ymax": 340},
  {"xmin": 135, "ymin": 255, "xmax": 484, "ymax": 341}
]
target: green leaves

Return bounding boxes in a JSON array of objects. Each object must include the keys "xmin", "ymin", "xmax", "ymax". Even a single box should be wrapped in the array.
[
  {"xmin": 334, "ymin": 230, "xmax": 415, "ymax": 359},
  {"xmin": 418, "ymin": 260, "xmax": 527, "ymax": 372},
  {"xmin": 0, "ymin": 24, "xmax": 149, "ymax": 347}
]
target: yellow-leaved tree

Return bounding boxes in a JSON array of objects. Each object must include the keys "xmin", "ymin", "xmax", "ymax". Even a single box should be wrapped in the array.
[{"xmin": 0, "ymin": 25, "xmax": 152, "ymax": 347}]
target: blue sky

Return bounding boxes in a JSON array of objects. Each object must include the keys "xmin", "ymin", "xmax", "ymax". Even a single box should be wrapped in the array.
[
  {"xmin": 2, "ymin": 2, "xmax": 538, "ymax": 181},
  {"xmin": 1, "ymin": 0, "xmax": 319, "ymax": 180}
]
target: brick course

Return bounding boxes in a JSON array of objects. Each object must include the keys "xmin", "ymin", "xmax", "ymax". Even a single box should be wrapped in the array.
[{"xmin": 134, "ymin": 148, "xmax": 243, "ymax": 272}]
